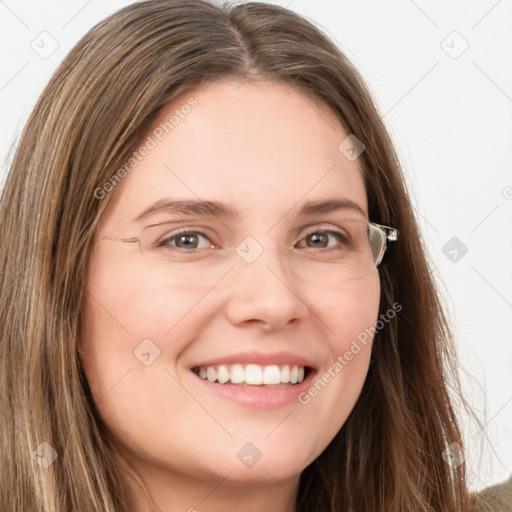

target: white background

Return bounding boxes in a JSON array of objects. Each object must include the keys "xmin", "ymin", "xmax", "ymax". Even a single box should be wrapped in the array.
[{"xmin": 1, "ymin": 0, "xmax": 511, "ymax": 491}]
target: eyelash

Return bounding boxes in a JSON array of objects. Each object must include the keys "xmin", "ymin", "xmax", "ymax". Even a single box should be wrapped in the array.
[{"xmin": 158, "ymin": 228, "xmax": 349, "ymax": 251}]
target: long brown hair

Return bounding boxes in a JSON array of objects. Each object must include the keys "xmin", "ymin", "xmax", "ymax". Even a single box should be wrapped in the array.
[{"xmin": 0, "ymin": 1, "xmax": 475, "ymax": 510}]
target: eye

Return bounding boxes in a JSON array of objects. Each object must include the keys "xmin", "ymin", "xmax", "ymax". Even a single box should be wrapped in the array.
[
  {"xmin": 158, "ymin": 230, "xmax": 215, "ymax": 250},
  {"xmin": 297, "ymin": 229, "xmax": 348, "ymax": 250}
]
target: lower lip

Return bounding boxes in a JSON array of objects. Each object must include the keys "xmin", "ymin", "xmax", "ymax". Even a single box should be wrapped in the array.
[{"xmin": 190, "ymin": 370, "xmax": 316, "ymax": 409}]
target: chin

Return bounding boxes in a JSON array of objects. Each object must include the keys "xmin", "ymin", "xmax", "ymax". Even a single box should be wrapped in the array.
[{"xmin": 183, "ymin": 437, "xmax": 313, "ymax": 485}]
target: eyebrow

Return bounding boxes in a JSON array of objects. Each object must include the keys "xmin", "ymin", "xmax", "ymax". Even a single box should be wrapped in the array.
[{"xmin": 134, "ymin": 198, "xmax": 367, "ymax": 223}]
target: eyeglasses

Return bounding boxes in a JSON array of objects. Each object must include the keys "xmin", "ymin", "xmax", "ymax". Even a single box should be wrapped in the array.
[{"xmin": 101, "ymin": 219, "xmax": 398, "ymax": 284}]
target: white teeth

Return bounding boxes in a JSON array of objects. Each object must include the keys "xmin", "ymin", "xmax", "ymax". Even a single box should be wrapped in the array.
[
  {"xmin": 263, "ymin": 365, "xmax": 281, "ymax": 385},
  {"xmin": 245, "ymin": 364, "xmax": 262, "ymax": 385},
  {"xmin": 217, "ymin": 365, "xmax": 230, "ymax": 384},
  {"xmin": 206, "ymin": 367, "xmax": 217, "ymax": 383},
  {"xmin": 194, "ymin": 364, "xmax": 306, "ymax": 385},
  {"xmin": 230, "ymin": 364, "xmax": 244, "ymax": 384}
]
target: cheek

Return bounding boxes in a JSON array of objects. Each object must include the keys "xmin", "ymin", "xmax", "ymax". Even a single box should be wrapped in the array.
[
  {"xmin": 79, "ymin": 251, "xmax": 225, "ymax": 433},
  {"xmin": 79, "ymin": 278, "xmax": 195, "ymax": 456},
  {"xmin": 82, "ymin": 247, "xmax": 216, "ymax": 344},
  {"xmin": 314, "ymin": 271, "xmax": 381, "ymax": 350},
  {"xmin": 299, "ymin": 272, "xmax": 380, "ymax": 437}
]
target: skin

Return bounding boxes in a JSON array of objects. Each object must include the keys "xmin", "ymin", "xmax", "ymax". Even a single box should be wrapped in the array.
[{"xmin": 80, "ymin": 79, "xmax": 381, "ymax": 512}]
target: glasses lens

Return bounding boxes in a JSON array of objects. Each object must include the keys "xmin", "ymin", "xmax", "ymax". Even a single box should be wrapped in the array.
[{"xmin": 368, "ymin": 223, "xmax": 386, "ymax": 268}]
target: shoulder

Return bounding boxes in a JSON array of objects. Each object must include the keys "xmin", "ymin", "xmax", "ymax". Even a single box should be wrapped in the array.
[{"xmin": 473, "ymin": 475, "xmax": 512, "ymax": 512}]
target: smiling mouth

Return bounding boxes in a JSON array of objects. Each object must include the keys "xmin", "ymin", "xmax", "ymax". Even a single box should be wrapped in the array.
[{"xmin": 191, "ymin": 363, "xmax": 312, "ymax": 386}]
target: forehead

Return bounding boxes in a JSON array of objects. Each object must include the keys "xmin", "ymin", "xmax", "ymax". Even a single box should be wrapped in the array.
[{"xmin": 100, "ymin": 79, "xmax": 367, "ymax": 227}]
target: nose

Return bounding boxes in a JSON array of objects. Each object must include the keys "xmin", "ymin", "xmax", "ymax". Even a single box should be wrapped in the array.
[{"xmin": 223, "ymin": 238, "xmax": 309, "ymax": 331}]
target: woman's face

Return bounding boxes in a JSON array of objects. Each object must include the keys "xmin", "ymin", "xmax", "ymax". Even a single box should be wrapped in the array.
[{"xmin": 80, "ymin": 80, "xmax": 380, "ymax": 490}]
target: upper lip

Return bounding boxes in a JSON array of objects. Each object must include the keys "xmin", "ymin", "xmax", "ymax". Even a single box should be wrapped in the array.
[{"xmin": 190, "ymin": 351, "xmax": 316, "ymax": 370}]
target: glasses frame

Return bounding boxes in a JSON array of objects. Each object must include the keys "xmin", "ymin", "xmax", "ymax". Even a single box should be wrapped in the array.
[
  {"xmin": 369, "ymin": 222, "xmax": 399, "ymax": 267},
  {"xmin": 101, "ymin": 220, "xmax": 398, "ymax": 278}
]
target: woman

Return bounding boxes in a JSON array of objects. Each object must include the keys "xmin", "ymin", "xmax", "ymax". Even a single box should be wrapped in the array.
[{"xmin": 0, "ymin": 1, "xmax": 508, "ymax": 510}]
